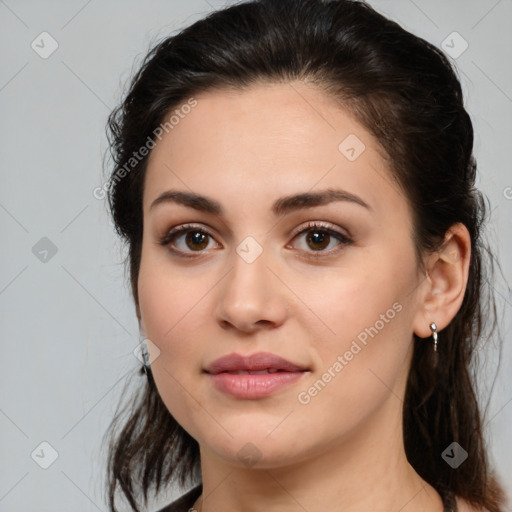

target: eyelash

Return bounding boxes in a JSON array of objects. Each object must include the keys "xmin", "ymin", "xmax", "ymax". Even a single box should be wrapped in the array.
[{"xmin": 158, "ymin": 221, "xmax": 353, "ymax": 259}]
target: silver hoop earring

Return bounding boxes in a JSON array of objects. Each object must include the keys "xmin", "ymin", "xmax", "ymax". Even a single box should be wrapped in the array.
[{"xmin": 429, "ymin": 322, "xmax": 438, "ymax": 352}]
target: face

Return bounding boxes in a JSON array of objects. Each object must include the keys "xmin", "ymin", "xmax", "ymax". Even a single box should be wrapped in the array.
[{"xmin": 137, "ymin": 81, "xmax": 426, "ymax": 468}]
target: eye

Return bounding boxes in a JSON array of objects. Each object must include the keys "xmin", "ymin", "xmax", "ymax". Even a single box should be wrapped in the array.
[
  {"xmin": 159, "ymin": 221, "xmax": 353, "ymax": 259},
  {"xmin": 158, "ymin": 223, "xmax": 220, "ymax": 257},
  {"xmin": 288, "ymin": 221, "xmax": 353, "ymax": 257}
]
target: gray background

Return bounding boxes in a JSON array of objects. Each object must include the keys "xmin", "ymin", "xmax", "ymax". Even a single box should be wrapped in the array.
[{"xmin": 0, "ymin": 1, "xmax": 511, "ymax": 511}]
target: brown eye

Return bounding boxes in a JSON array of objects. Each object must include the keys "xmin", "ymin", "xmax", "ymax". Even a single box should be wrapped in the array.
[
  {"xmin": 183, "ymin": 230, "xmax": 210, "ymax": 251},
  {"xmin": 159, "ymin": 224, "xmax": 220, "ymax": 256},
  {"xmin": 304, "ymin": 229, "xmax": 331, "ymax": 251},
  {"xmin": 290, "ymin": 222, "xmax": 353, "ymax": 257}
]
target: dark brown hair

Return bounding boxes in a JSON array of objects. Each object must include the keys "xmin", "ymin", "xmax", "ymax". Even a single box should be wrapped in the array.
[{"xmin": 102, "ymin": 0, "xmax": 507, "ymax": 510}]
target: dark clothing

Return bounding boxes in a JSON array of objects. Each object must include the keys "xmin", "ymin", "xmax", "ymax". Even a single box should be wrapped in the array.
[{"xmin": 156, "ymin": 485, "xmax": 202, "ymax": 512}]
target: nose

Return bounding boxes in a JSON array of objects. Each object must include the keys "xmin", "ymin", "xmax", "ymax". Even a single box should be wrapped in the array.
[{"xmin": 213, "ymin": 247, "xmax": 289, "ymax": 334}]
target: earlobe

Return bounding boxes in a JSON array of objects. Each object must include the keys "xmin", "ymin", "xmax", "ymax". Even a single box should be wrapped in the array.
[{"xmin": 413, "ymin": 223, "xmax": 471, "ymax": 339}]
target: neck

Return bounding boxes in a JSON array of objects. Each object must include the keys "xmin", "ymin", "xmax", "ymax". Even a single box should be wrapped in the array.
[{"xmin": 193, "ymin": 394, "xmax": 444, "ymax": 512}]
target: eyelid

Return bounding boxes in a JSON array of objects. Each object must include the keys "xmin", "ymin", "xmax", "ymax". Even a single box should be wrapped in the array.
[
  {"xmin": 289, "ymin": 220, "xmax": 352, "ymax": 241},
  {"xmin": 159, "ymin": 223, "xmax": 219, "ymax": 248}
]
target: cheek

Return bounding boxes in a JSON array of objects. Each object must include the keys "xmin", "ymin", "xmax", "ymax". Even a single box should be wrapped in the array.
[
  {"xmin": 138, "ymin": 259, "xmax": 191, "ymax": 391},
  {"xmin": 294, "ymin": 252, "xmax": 416, "ymax": 419},
  {"xmin": 295, "ymin": 302, "xmax": 413, "ymax": 445},
  {"xmin": 301, "ymin": 259, "xmax": 410, "ymax": 353},
  {"xmin": 138, "ymin": 251, "xmax": 215, "ymax": 394},
  {"xmin": 137, "ymin": 253, "xmax": 213, "ymax": 425},
  {"xmin": 137, "ymin": 249, "xmax": 209, "ymax": 343}
]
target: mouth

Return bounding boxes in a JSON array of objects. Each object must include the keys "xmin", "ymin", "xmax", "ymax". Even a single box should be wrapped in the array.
[
  {"xmin": 204, "ymin": 351, "xmax": 309, "ymax": 375},
  {"xmin": 216, "ymin": 369, "xmax": 293, "ymax": 375},
  {"xmin": 204, "ymin": 352, "xmax": 309, "ymax": 399}
]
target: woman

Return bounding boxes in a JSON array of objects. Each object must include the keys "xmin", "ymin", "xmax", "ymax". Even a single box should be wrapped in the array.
[{"xmin": 102, "ymin": 0, "xmax": 507, "ymax": 511}]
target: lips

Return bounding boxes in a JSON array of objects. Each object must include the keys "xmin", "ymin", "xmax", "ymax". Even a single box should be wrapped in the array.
[
  {"xmin": 204, "ymin": 352, "xmax": 308, "ymax": 375},
  {"xmin": 204, "ymin": 352, "xmax": 309, "ymax": 399}
]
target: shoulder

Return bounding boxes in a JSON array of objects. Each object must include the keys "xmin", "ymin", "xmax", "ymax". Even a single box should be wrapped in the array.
[{"xmin": 155, "ymin": 484, "xmax": 202, "ymax": 512}]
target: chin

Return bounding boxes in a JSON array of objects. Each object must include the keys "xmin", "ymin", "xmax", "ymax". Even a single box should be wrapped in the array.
[
  {"xmin": 213, "ymin": 442, "xmax": 299, "ymax": 470},
  {"xmin": 199, "ymin": 426, "xmax": 307, "ymax": 468}
]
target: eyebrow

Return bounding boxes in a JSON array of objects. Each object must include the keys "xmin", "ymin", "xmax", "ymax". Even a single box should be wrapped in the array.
[{"xmin": 149, "ymin": 188, "xmax": 372, "ymax": 216}]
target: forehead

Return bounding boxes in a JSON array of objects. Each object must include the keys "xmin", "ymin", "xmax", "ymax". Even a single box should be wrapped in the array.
[{"xmin": 143, "ymin": 81, "xmax": 401, "ymax": 218}]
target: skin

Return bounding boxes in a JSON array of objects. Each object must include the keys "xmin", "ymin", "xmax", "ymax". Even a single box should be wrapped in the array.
[{"xmin": 137, "ymin": 81, "xmax": 472, "ymax": 512}]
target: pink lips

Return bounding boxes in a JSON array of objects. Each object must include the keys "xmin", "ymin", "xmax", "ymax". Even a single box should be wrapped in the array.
[{"xmin": 204, "ymin": 352, "xmax": 309, "ymax": 399}]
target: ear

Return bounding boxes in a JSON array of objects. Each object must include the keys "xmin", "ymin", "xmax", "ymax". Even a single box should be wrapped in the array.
[{"xmin": 413, "ymin": 223, "xmax": 471, "ymax": 339}]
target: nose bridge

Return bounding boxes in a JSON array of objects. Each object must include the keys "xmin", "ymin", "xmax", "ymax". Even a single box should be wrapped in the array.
[{"xmin": 214, "ymin": 239, "xmax": 288, "ymax": 331}]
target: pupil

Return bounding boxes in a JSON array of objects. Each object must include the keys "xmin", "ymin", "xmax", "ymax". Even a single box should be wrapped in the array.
[
  {"xmin": 187, "ymin": 231, "xmax": 208, "ymax": 250},
  {"xmin": 307, "ymin": 230, "xmax": 329, "ymax": 250}
]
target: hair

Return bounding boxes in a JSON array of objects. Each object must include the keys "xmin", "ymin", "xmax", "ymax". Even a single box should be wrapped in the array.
[{"xmin": 102, "ymin": 0, "xmax": 507, "ymax": 511}]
